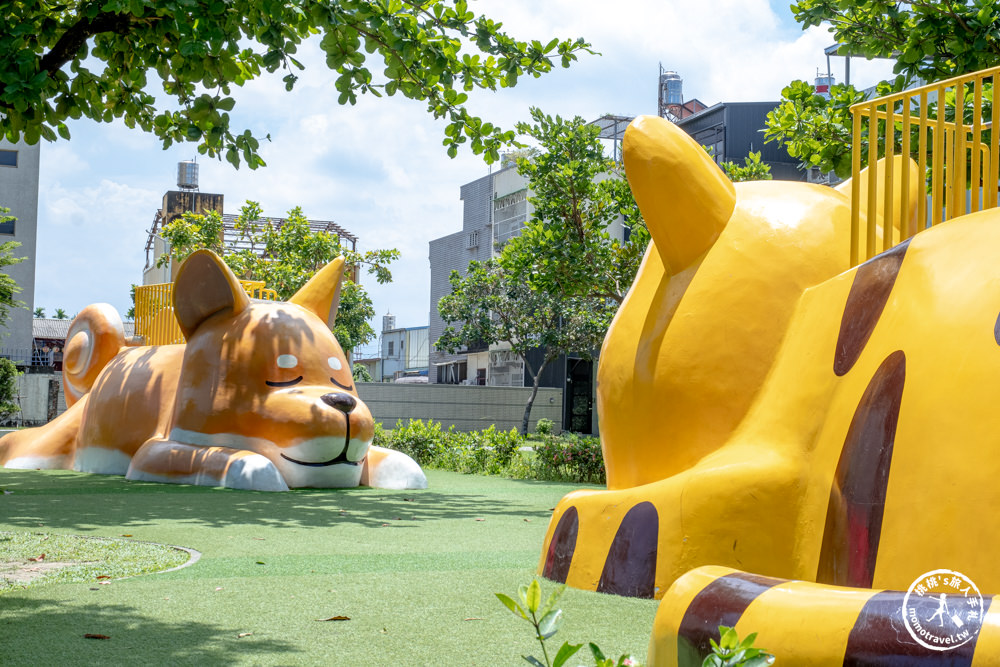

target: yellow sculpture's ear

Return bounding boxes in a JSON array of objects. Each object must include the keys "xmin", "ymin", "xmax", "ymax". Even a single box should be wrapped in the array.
[
  {"xmin": 288, "ymin": 257, "xmax": 346, "ymax": 328},
  {"xmin": 623, "ymin": 115, "xmax": 736, "ymax": 275},
  {"xmin": 835, "ymin": 154, "xmax": 921, "ymax": 241},
  {"xmin": 173, "ymin": 249, "xmax": 250, "ymax": 339}
]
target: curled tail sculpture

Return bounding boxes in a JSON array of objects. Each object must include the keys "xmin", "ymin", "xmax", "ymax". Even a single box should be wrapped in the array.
[{"xmin": 538, "ymin": 116, "xmax": 1000, "ymax": 663}]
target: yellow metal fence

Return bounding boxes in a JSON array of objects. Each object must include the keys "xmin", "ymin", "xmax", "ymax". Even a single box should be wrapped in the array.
[
  {"xmin": 850, "ymin": 66, "xmax": 1000, "ymax": 266},
  {"xmin": 135, "ymin": 279, "xmax": 279, "ymax": 345}
]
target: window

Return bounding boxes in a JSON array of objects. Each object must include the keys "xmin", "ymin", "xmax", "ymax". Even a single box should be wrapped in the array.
[
  {"xmin": 388, "ymin": 341, "xmax": 394, "ymax": 356},
  {"xmin": 0, "ymin": 215, "xmax": 13, "ymax": 235},
  {"xmin": 467, "ymin": 230, "xmax": 480, "ymax": 248},
  {"xmin": 0, "ymin": 150, "xmax": 16, "ymax": 167}
]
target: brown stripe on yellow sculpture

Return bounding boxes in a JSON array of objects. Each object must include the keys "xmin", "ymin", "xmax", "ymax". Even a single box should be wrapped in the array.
[
  {"xmin": 537, "ymin": 115, "xmax": 1000, "ymax": 662},
  {"xmin": 0, "ymin": 250, "xmax": 426, "ymax": 492},
  {"xmin": 650, "ymin": 567, "xmax": 997, "ymax": 665}
]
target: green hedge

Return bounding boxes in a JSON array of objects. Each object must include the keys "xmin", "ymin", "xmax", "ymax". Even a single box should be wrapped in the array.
[{"xmin": 374, "ymin": 419, "xmax": 605, "ymax": 485}]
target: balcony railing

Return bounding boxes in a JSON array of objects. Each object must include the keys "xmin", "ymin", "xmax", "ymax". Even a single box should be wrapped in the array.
[
  {"xmin": 850, "ymin": 66, "xmax": 1000, "ymax": 265},
  {"xmin": 134, "ymin": 279, "xmax": 278, "ymax": 345}
]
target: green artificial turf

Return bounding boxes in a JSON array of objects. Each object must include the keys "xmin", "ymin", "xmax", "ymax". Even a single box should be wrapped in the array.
[
  {"xmin": 0, "ymin": 469, "xmax": 659, "ymax": 666},
  {"xmin": 0, "ymin": 531, "xmax": 189, "ymax": 591}
]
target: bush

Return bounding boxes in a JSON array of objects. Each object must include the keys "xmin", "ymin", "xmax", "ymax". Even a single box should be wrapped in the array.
[
  {"xmin": 0, "ymin": 357, "xmax": 21, "ymax": 424},
  {"xmin": 373, "ymin": 419, "xmax": 605, "ymax": 484},
  {"xmin": 535, "ymin": 418, "xmax": 554, "ymax": 436},
  {"xmin": 533, "ymin": 433, "xmax": 605, "ymax": 484}
]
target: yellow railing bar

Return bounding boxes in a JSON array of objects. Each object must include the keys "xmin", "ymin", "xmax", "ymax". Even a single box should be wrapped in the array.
[
  {"xmin": 135, "ymin": 278, "xmax": 280, "ymax": 345},
  {"xmin": 849, "ymin": 67, "xmax": 1000, "ymax": 266}
]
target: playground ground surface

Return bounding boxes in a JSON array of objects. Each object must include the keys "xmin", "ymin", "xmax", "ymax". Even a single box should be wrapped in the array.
[{"xmin": 0, "ymin": 468, "xmax": 658, "ymax": 665}]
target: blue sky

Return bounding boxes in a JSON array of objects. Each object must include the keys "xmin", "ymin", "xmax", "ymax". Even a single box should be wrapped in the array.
[{"xmin": 30, "ymin": 0, "xmax": 895, "ymax": 356}]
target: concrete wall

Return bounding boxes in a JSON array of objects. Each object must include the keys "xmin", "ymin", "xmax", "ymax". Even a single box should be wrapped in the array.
[
  {"xmin": 14, "ymin": 372, "xmax": 67, "ymax": 425},
  {"xmin": 358, "ymin": 382, "xmax": 562, "ymax": 433},
  {"xmin": 9, "ymin": 373, "xmax": 562, "ymax": 434}
]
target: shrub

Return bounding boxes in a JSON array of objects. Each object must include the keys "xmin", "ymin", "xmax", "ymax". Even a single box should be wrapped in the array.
[
  {"xmin": 386, "ymin": 418, "xmax": 447, "ymax": 465},
  {"xmin": 0, "ymin": 357, "xmax": 21, "ymax": 424},
  {"xmin": 532, "ymin": 433, "xmax": 605, "ymax": 484},
  {"xmin": 535, "ymin": 418, "xmax": 554, "ymax": 436},
  {"xmin": 373, "ymin": 419, "xmax": 604, "ymax": 484}
]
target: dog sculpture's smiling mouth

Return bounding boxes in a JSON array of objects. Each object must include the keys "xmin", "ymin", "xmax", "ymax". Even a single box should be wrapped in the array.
[
  {"xmin": 281, "ymin": 449, "xmax": 359, "ymax": 467},
  {"xmin": 279, "ymin": 419, "xmax": 358, "ymax": 467}
]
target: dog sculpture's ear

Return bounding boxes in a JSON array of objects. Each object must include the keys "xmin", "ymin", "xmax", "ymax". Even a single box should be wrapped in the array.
[
  {"xmin": 173, "ymin": 249, "xmax": 250, "ymax": 339},
  {"xmin": 289, "ymin": 257, "xmax": 346, "ymax": 328}
]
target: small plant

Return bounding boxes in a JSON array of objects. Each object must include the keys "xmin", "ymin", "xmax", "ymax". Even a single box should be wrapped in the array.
[
  {"xmin": 0, "ymin": 357, "xmax": 21, "ymax": 424},
  {"xmin": 496, "ymin": 578, "xmax": 641, "ymax": 667},
  {"xmin": 533, "ymin": 434, "xmax": 606, "ymax": 484},
  {"xmin": 352, "ymin": 363, "xmax": 374, "ymax": 382},
  {"xmin": 535, "ymin": 418, "xmax": 554, "ymax": 436},
  {"xmin": 702, "ymin": 626, "xmax": 774, "ymax": 667}
]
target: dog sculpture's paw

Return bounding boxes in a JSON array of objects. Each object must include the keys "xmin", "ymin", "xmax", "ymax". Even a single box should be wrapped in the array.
[
  {"xmin": 127, "ymin": 440, "xmax": 291, "ymax": 491},
  {"xmin": 222, "ymin": 454, "xmax": 290, "ymax": 492},
  {"xmin": 363, "ymin": 446, "xmax": 428, "ymax": 490}
]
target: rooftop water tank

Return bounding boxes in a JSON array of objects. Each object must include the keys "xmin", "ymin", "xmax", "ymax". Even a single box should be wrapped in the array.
[
  {"xmin": 660, "ymin": 71, "xmax": 683, "ymax": 105},
  {"xmin": 177, "ymin": 161, "xmax": 199, "ymax": 190}
]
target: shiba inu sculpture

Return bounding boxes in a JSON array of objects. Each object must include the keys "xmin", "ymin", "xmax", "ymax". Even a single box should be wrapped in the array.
[
  {"xmin": 538, "ymin": 115, "xmax": 1000, "ymax": 664},
  {"xmin": 0, "ymin": 250, "xmax": 426, "ymax": 492}
]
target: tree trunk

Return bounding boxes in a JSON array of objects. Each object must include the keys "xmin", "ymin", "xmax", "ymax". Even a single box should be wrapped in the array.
[{"xmin": 521, "ymin": 356, "xmax": 549, "ymax": 436}]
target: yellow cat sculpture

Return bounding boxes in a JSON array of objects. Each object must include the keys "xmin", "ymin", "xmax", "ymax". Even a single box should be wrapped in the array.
[{"xmin": 539, "ymin": 116, "xmax": 1000, "ymax": 664}]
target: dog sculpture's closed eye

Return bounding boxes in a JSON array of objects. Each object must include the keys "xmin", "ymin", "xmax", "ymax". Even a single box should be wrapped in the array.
[{"xmin": 0, "ymin": 250, "xmax": 426, "ymax": 492}]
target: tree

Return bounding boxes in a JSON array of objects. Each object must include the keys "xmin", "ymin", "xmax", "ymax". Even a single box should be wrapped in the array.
[
  {"xmin": 721, "ymin": 150, "xmax": 773, "ymax": 182},
  {"xmin": 158, "ymin": 201, "xmax": 397, "ymax": 351},
  {"xmin": 0, "ymin": 208, "xmax": 24, "ymax": 333},
  {"xmin": 503, "ymin": 108, "xmax": 648, "ymax": 310},
  {"xmin": 0, "ymin": 2, "xmax": 592, "ymax": 168},
  {"xmin": 437, "ymin": 109, "xmax": 648, "ymax": 433},
  {"xmin": 792, "ymin": 0, "xmax": 1000, "ymax": 83},
  {"xmin": 765, "ymin": 1, "xmax": 1000, "ymax": 177},
  {"xmin": 352, "ymin": 363, "xmax": 374, "ymax": 383},
  {"xmin": 54, "ymin": 308, "xmax": 68, "ymax": 319},
  {"xmin": 436, "ymin": 259, "xmax": 608, "ymax": 435},
  {"xmin": 764, "ymin": 79, "xmax": 875, "ymax": 179},
  {"xmin": 33, "ymin": 307, "xmax": 44, "ymax": 319},
  {"xmin": 0, "ymin": 357, "xmax": 21, "ymax": 425}
]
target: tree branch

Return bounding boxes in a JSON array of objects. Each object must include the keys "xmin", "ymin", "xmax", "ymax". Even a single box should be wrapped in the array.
[{"xmin": 39, "ymin": 12, "xmax": 142, "ymax": 77}]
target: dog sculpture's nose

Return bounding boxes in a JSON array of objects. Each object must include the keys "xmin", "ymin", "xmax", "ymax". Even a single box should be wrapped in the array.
[{"xmin": 321, "ymin": 392, "xmax": 356, "ymax": 414}]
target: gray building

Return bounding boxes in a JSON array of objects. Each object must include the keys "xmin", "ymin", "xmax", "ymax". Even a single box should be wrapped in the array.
[
  {"xmin": 676, "ymin": 101, "xmax": 805, "ymax": 181},
  {"xmin": 428, "ymin": 164, "xmax": 530, "ymax": 386},
  {"xmin": 428, "ymin": 161, "xmax": 620, "ymax": 433},
  {"xmin": 0, "ymin": 139, "xmax": 39, "ymax": 363},
  {"xmin": 377, "ymin": 314, "xmax": 429, "ymax": 382}
]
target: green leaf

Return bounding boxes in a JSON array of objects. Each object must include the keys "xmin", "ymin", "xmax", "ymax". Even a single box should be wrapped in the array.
[
  {"xmin": 719, "ymin": 626, "xmax": 738, "ymax": 651},
  {"xmin": 525, "ymin": 578, "xmax": 541, "ymax": 614},
  {"xmin": 495, "ymin": 593, "xmax": 527, "ymax": 620},
  {"xmin": 589, "ymin": 642, "xmax": 607, "ymax": 662},
  {"xmin": 537, "ymin": 609, "xmax": 562, "ymax": 639},
  {"xmin": 552, "ymin": 642, "xmax": 582, "ymax": 667},
  {"xmin": 539, "ymin": 584, "xmax": 565, "ymax": 617}
]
